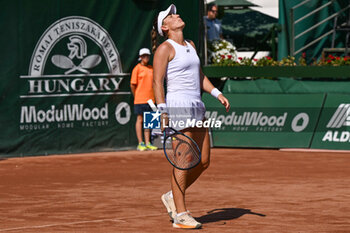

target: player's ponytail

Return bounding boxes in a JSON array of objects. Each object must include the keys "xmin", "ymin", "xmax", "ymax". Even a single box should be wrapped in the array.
[{"xmin": 151, "ymin": 17, "xmax": 159, "ymax": 54}]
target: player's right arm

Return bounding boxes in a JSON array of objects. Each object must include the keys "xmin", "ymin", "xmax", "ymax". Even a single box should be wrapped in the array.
[
  {"xmin": 153, "ymin": 42, "xmax": 174, "ymax": 131},
  {"xmin": 153, "ymin": 42, "xmax": 172, "ymax": 105}
]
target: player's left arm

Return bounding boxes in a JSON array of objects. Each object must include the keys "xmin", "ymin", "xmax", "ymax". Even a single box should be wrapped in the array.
[{"xmin": 188, "ymin": 40, "xmax": 230, "ymax": 112}]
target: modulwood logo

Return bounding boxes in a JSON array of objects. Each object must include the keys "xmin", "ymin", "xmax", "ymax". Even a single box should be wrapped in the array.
[
  {"xmin": 205, "ymin": 111, "xmax": 287, "ymax": 127},
  {"xmin": 20, "ymin": 104, "xmax": 108, "ymax": 123}
]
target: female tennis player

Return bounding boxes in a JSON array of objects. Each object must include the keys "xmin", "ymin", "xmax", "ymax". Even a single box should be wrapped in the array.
[{"xmin": 152, "ymin": 4, "xmax": 230, "ymax": 229}]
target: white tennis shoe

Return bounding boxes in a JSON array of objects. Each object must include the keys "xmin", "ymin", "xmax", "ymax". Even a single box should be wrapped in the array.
[
  {"xmin": 161, "ymin": 191, "xmax": 177, "ymax": 221},
  {"xmin": 173, "ymin": 212, "xmax": 202, "ymax": 229}
]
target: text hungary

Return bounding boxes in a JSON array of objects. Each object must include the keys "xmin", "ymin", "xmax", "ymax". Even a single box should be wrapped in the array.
[{"xmin": 27, "ymin": 77, "xmax": 123, "ymax": 94}]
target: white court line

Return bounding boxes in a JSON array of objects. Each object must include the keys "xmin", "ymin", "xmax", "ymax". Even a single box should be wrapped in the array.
[
  {"xmin": 279, "ymin": 148, "xmax": 350, "ymax": 153},
  {"xmin": 0, "ymin": 207, "xmax": 246, "ymax": 232},
  {"xmin": 0, "ymin": 218, "xmax": 125, "ymax": 232},
  {"xmin": 0, "ymin": 213, "xmax": 164, "ymax": 232}
]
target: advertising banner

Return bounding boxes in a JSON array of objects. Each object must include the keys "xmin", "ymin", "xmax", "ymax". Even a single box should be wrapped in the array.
[
  {"xmin": 0, "ymin": 0, "xmax": 202, "ymax": 157},
  {"xmin": 311, "ymin": 94, "xmax": 350, "ymax": 150},
  {"xmin": 2, "ymin": 14, "xmax": 135, "ymax": 156},
  {"xmin": 203, "ymin": 93, "xmax": 325, "ymax": 148}
]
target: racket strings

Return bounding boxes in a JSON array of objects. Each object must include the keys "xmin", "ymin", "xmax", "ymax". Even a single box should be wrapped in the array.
[{"xmin": 165, "ymin": 134, "xmax": 200, "ymax": 169}]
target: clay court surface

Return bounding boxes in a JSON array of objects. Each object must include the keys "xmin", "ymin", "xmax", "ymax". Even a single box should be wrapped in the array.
[{"xmin": 0, "ymin": 148, "xmax": 349, "ymax": 233}]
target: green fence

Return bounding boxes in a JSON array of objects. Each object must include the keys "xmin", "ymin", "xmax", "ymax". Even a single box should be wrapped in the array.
[
  {"xmin": 203, "ymin": 92, "xmax": 350, "ymax": 150},
  {"xmin": 202, "ymin": 66, "xmax": 350, "ymax": 150},
  {"xmin": 203, "ymin": 66, "xmax": 350, "ymax": 78},
  {"xmin": 203, "ymin": 93, "xmax": 325, "ymax": 148}
]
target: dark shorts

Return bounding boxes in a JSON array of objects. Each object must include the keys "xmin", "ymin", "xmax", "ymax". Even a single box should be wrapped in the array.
[{"xmin": 134, "ymin": 104, "xmax": 152, "ymax": 115}]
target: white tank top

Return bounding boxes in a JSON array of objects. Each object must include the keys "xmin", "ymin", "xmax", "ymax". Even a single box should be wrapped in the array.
[{"xmin": 165, "ymin": 39, "xmax": 201, "ymax": 100}]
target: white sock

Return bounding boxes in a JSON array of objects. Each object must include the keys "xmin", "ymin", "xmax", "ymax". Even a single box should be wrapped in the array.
[{"xmin": 169, "ymin": 190, "xmax": 173, "ymax": 198}]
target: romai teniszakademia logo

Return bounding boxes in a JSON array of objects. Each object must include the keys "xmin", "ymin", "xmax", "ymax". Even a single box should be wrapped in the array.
[
  {"xmin": 20, "ymin": 16, "xmax": 130, "ymax": 98},
  {"xmin": 19, "ymin": 16, "xmax": 132, "ymax": 130}
]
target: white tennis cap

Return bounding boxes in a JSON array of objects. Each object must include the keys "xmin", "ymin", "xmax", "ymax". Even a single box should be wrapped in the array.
[
  {"xmin": 139, "ymin": 48, "xmax": 151, "ymax": 56},
  {"xmin": 157, "ymin": 4, "xmax": 177, "ymax": 37}
]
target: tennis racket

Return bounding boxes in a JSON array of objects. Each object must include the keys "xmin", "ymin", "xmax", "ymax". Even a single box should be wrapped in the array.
[{"xmin": 147, "ymin": 99, "xmax": 201, "ymax": 170}]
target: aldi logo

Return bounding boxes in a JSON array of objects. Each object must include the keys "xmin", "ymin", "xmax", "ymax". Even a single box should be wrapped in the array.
[
  {"xmin": 326, "ymin": 104, "xmax": 350, "ymax": 128},
  {"xmin": 316, "ymin": 103, "xmax": 350, "ymax": 144},
  {"xmin": 322, "ymin": 103, "xmax": 350, "ymax": 143},
  {"xmin": 309, "ymin": 95, "xmax": 350, "ymax": 149}
]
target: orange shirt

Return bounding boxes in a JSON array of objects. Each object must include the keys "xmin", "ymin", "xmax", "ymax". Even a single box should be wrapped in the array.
[{"xmin": 130, "ymin": 63, "xmax": 155, "ymax": 104}]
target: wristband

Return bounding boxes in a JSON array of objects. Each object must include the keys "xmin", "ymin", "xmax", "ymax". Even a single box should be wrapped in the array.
[
  {"xmin": 210, "ymin": 88, "xmax": 222, "ymax": 99},
  {"xmin": 157, "ymin": 103, "xmax": 167, "ymax": 113}
]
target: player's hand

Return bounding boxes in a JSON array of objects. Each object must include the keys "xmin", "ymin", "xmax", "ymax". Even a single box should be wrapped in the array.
[
  {"xmin": 218, "ymin": 94, "xmax": 230, "ymax": 112},
  {"xmin": 161, "ymin": 112, "xmax": 169, "ymax": 132}
]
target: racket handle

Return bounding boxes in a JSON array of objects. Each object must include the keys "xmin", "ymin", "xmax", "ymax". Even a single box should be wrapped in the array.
[
  {"xmin": 147, "ymin": 99, "xmax": 162, "ymax": 135},
  {"xmin": 147, "ymin": 99, "xmax": 158, "ymax": 112}
]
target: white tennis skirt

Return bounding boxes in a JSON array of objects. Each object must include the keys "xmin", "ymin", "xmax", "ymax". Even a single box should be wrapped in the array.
[{"xmin": 166, "ymin": 93, "xmax": 206, "ymax": 131}]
